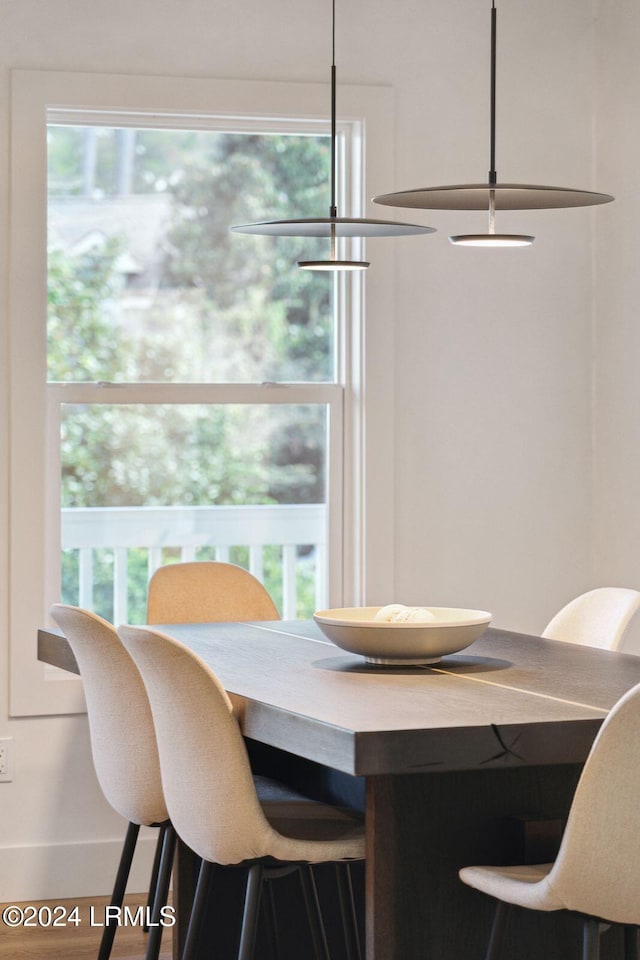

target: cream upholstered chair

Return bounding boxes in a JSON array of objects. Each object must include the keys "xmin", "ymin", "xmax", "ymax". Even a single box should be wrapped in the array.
[
  {"xmin": 146, "ymin": 561, "xmax": 280, "ymax": 625},
  {"xmin": 542, "ymin": 587, "xmax": 640, "ymax": 651},
  {"xmin": 118, "ymin": 623, "xmax": 365, "ymax": 960},
  {"xmin": 147, "ymin": 560, "xmax": 283, "ymax": 789},
  {"xmin": 50, "ymin": 605, "xmax": 174, "ymax": 960},
  {"xmin": 459, "ymin": 681, "xmax": 640, "ymax": 960}
]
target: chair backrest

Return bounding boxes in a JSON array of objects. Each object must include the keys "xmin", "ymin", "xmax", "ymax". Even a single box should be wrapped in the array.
[
  {"xmin": 541, "ymin": 587, "xmax": 640, "ymax": 651},
  {"xmin": 547, "ymin": 681, "xmax": 640, "ymax": 924},
  {"xmin": 50, "ymin": 604, "xmax": 168, "ymax": 827},
  {"xmin": 146, "ymin": 561, "xmax": 280, "ymax": 624},
  {"xmin": 118, "ymin": 624, "xmax": 278, "ymax": 865}
]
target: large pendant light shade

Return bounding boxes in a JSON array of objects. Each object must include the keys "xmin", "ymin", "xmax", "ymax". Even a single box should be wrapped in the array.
[
  {"xmin": 373, "ymin": 0, "xmax": 613, "ymax": 246},
  {"xmin": 230, "ymin": 0, "xmax": 436, "ymax": 270},
  {"xmin": 379, "ymin": 184, "xmax": 614, "ymax": 212},
  {"xmin": 231, "ymin": 218, "xmax": 431, "ymax": 237}
]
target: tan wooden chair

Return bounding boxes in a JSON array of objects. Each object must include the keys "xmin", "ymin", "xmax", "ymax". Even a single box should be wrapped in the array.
[
  {"xmin": 119, "ymin": 623, "xmax": 365, "ymax": 960},
  {"xmin": 542, "ymin": 587, "xmax": 640, "ymax": 651},
  {"xmin": 146, "ymin": 561, "xmax": 280, "ymax": 624},
  {"xmin": 459, "ymin": 681, "xmax": 640, "ymax": 960},
  {"xmin": 50, "ymin": 604, "xmax": 174, "ymax": 960}
]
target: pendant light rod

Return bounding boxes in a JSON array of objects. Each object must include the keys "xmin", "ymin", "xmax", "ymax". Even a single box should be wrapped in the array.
[
  {"xmin": 330, "ymin": 0, "xmax": 337, "ymax": 217},
  {"xmin": 489, "ymin": 0, "xmax": 496, "ymax": 185}
]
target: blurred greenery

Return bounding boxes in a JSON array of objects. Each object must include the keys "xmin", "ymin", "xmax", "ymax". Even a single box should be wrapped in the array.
[{"xmin": 49, "ymin": 125, "xmax": 334, "ymax": 621}]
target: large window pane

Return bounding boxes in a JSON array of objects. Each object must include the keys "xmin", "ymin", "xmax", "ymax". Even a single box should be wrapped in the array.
[
  {"xmin": 60, "ymin": 402, "xmax": 329, "ymax": 622},
  {"xmin": 47, "ymin": 125, "xmax": 335, "ymax": 383}
]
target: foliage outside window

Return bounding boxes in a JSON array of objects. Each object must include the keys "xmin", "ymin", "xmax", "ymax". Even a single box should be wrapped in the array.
[{"xmin": 47, "ymin": 125, "xmax": 337, "ymax": 621}]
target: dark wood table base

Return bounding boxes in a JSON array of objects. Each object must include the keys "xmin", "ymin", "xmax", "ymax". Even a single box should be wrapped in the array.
[
  {"xmin": 172, "ymin": 748, "xmax": 621, "ymax": 960},
  {"xmin": 366, "ymin": 763, "xmax": 622, "ymax": 960}
]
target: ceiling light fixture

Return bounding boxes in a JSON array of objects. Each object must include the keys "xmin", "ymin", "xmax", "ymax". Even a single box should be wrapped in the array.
[
  {"xmin": 373, "ymin": 0, "xmax": 613, "ymax": 247},
  {"xmin": 230, "ymin": 0, "xmax": 436, "ymax": 270}
]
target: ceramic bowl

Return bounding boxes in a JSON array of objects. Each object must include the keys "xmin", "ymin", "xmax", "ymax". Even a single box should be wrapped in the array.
[{"xmin": 313, "ymin": 606, "xmax": 492, "ymax": 665}]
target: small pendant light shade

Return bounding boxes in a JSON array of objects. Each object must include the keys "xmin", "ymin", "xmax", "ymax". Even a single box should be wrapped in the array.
[
  {"xmin": 449, "ymin": 232, "xmax": 534, "ymax": 247},
  {"xmin": 230, "ymin": 0, "xmax": 436, "ymax": 270},
  {"xmin": 299, "ymin": 258, "xmax": 370, "ymax": 271},
  {"xmin": 373, "ymin": 1, "xmax": 613, "ymax": 245}
]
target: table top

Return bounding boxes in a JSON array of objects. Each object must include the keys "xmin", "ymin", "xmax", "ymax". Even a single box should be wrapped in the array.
[{"xmin": 38, "ymin": 620, "xmax": 640, "ymax": 776}]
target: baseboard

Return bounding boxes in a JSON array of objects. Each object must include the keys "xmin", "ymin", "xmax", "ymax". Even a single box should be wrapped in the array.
[{"xmin": 0, "ymin": 830, "xmax": 162, "ymax": 903}]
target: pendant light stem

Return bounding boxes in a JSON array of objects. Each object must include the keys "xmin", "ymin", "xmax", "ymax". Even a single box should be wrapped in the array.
[
  {"xmin": 330, "ymin": 0, "xmax": 338, "ymax": 217},
  {"xmin": 489, "ymin": 0, "xmax": 497, "ymax": 186},
  {"xmin": 489, "ymin": 189, "xmax": 496, "ymax": 234},
  {"xmin": 331, "ymin": 64, "xmax": 337, "ymax": 216}
]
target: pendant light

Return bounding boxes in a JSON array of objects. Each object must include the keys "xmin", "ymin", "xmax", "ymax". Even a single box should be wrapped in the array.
[
  {"xmin": 373, "ymin": 0, "xmax": 613, "ymax": 247},
  {"xmin": 230, "ymin": 0, "xmax": 436, "ymax": 270}
]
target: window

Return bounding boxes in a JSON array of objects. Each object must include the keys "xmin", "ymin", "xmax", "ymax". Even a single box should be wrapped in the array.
[
  {"xmin": 10, "ymin": 71, "xmax": 397, "ymax": 716},
  {"xmin": 48, "ymin": 119, "xmax": 340, "ymax": 627}
]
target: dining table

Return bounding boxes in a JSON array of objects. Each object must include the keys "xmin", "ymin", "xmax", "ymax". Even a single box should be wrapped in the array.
[{"xmin": 38, "ymin": 617, "xmax": 640, "ymax": 960}]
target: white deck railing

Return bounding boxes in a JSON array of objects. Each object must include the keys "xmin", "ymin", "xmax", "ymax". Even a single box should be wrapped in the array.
[{"xmin": 61, "ymin": 504, "xmax": 327, "ymax": 623}]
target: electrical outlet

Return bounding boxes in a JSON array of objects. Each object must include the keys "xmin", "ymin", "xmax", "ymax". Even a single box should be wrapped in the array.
[{"xmin": 0, "ymin": 738, "xmax": 13, "ymax": 782}]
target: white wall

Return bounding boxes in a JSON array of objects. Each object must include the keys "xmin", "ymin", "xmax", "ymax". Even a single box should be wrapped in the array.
[
  {"xmin": 386, "ymin": 0, "xmax": 598, "ymax": 633},
  {"xmin": 0, "ymin": 0, "xmax": 621, "ymax": 899},
  {"xmin": 593, "ymin": 0, "xmax": 640, "ymax": 653}
]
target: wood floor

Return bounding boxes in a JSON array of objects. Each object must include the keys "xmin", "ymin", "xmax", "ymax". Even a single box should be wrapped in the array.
[{"xmin": 0, "ymin": 893, "xmax": 173, "ymax": 960}]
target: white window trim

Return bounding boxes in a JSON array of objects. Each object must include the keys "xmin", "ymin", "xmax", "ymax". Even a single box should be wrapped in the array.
[{"xmin": 9, "ymin": 69, "xmax": 397, "ymax": 717}]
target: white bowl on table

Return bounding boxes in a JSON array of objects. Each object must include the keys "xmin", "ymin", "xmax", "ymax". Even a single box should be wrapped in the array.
[{"xmin": 313, "ymin": 606, "xmax": 492, "ymax": 665}]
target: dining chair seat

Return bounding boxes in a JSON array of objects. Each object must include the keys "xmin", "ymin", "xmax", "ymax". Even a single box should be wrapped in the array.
[
  {"xmin": 50, "ymin": 604, "xmax": 174, "ymax": 960},
  {"xmin": 542, "ymin": 587, "xmax": 640, "ymax": 651},
  {"xmin": 119, "ymin": 623, "xmax": 365, "ymax": 960},
  {"xmin": 459, "ymin": 681, "xmax": 640, "ymax": 960}
]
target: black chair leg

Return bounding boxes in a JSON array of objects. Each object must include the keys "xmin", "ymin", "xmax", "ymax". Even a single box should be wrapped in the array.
[
  {"xmin": 335, "ymin": 863, "xmax": 362, "ymax": 960},
  {"xmin": 485, "ymin": 901, "xmax": 510, "ymax": 960},
  {"xmin": 299, "ymin": 866, "xmax": 330, "ymax": 960},
  {"xmin": 624, "ymin": 926, "xmax": 640, "ymax": 960},
  {"xmin": 582, "ymin": 917, "xmax": 600, "ymax": 960},
  {"xmin": 98, "ymin": 821, "xmax": 140, "ymax": 960},
  {"xmin": 144, "ymin": 823, "xmax": 176, "ymax": 960},
  {"xmin": 261, "ymin": 879, "xmax": 281, "ymax": 960},
  {"xmin": 144, "ymin": 824, "xmax": 167, "ymax": 932},
  {"xmin": 238, "ymin": 864, "xmax": 264, "ymax": 960},
  {"xmin": 182, "ymin": 860, "xmax": 216, "ymax": 960}
]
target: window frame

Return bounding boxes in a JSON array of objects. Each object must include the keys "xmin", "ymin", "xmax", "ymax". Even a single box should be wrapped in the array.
[{"xmin": 10, "ymin": 69, "xmax": 397, "ymax": 717}]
